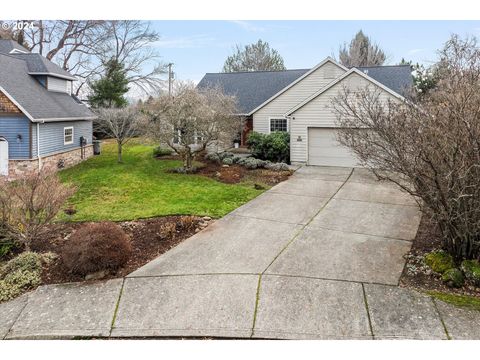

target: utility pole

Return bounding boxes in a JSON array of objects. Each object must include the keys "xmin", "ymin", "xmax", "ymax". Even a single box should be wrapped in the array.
[{"xmin": 168, "ymin": 63, "xmax": 174, "ymax": 96}]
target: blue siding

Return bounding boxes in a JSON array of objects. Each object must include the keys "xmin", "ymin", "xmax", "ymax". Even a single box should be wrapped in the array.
[
  {"xmin": 0, "ymin": 116, "xmax": 31, "ymax": 159},
  {"xmin": 32, "ymin": 120, "xmax": 93, "ymax": 157}
]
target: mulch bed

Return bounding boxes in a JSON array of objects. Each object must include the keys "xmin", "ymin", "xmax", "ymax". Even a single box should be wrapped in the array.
[
  {"xmin": 155, "ymin": 152, "xmax": 293, "ymax": 186},
  {"xmin": 30, "ymin": 216, "xmax": 208, "ymax": 285},
  {"xmin": 400, "ymin": 213, "xmax": 480, "ymax": 297}
]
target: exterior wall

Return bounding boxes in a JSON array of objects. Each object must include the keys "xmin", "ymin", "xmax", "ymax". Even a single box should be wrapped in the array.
[
  {"xmin": 252, "ymin": 61, "xmax": 346, "ymax": 134},
  {"xmin": 47, "ymin": 76, "xmax": 70, "ymax": 93},
  {"xmin": 289, "ymin": 72, "xmax": 400, "ymax": 163},
  {"xmin": 0, "ymin": 115, "xmax": 31, "ymax": 159},
  {"xmin": 7, "ymin": 144, "xmax": 93, "ymax": 179},
  {"xmin": 0, "ymin": 91, "xmax": 21, "ymax": 113},
  {"xmin": 32, "ymin": 120, "xmax": 93, "ymax": 157}
]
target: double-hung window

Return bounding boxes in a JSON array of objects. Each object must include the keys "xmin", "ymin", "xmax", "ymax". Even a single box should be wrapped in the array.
[
  {"xmin": 269, "ymin": 118, "xmax": 288, "ymax": 132},
  {"xmin": 64, "ymin": 126, "xmax": 74, "ymax": 145}
]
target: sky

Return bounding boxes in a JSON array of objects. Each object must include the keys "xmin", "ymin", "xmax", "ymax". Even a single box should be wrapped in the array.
[{"xmin": 150, "ymin": 20, "xmax": 480, "ymax": 83}]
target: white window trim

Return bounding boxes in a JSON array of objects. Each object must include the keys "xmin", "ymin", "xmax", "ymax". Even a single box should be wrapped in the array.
[
  {"xmin": 64, "ymin": 126, "xmax": 74, "ymax": 145},
  {"xmin": 268, "ymin": 117, "xmax": 289, "ymax": 134}
]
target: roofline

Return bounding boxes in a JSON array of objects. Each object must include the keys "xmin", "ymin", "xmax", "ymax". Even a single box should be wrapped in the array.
[
  {"xmin": 32, "ymin": 116, "xmax": 97, "ymax": 123},
  {"xmin": 247, "ymin": 57, "xmax": 348, "ymax": 116},
  {"xmin": 284, "ymin": 68, "xmax": 406, "ymax": 116},
  {"xmin": 28, "ymin": 72, "xmax": 77, "ymax": 81},
  {"xmin": 203, "ymin": 68, "xmax": 311, "ymax": 75},
  {"xmin": 0, "ymin": 85, "xmax": 35, "ymax": 121}
]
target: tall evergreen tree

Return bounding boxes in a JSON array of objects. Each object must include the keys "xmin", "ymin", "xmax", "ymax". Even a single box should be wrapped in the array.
[
  {"xmin": 339, "ymin": 30, "xmax": 386, "ymax": 67},
  {"xmin": 222, "ymin": 39, "xmax": 286, "ymax": 72},
  {"xmin": 88, "ymin": 59, "xmax": 129, "ymax": 108}
]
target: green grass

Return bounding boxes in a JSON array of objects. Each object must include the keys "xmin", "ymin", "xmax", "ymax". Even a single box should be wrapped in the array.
[
  {"xmin": 427, "ymin": 291, "xmax": 480, "ymax": 312},
  {"xmin": 59, "ymin": 140, "xmax": 264, "ymax": 222}
]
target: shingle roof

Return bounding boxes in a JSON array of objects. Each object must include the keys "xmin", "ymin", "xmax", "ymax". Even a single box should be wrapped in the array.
[
  {"xmin": 0, "ymin": 53, "xmax": 95, "ymax": 121},
  {"xmin": 197, "ymin": 63, "xmax": 413, "ymax": 114},
  {"xmin": 355, "ymin": 65, "xmax": 413, "ymax": 95},
  {"xmin": 10, "ymin": 53, "xmax": 77, "ymax": 80},
  {"xmin": 197, "ymin": 69, "xmax": 309, "ymax": 114},
  {"xmin": 0, "ymin": 39, "xmax": 29, "ymax": 54}
]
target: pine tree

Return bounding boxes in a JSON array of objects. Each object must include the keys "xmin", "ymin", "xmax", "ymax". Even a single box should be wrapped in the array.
[
  {"xmin": 339, "ymin": 30, "xmax": 386, "ymax": 67},
  {"xmin": 222, "ymin": 39, "xmax": 286, "ymax": 72},
  {"xmin": 88, "ymin": 59, "xmax": 129, "ymax": 108}
]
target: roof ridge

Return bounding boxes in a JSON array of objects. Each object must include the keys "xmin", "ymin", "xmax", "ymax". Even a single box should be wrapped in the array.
[
  {"xmin": 205, "ymin": 68, "xmax": 310, "ymax": 75},
  {"xmin": 356, "ymin": 64, "xmax": 412, "ymax": 68}
]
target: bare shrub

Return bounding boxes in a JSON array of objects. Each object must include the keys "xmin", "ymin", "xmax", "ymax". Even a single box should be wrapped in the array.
[
  {"xmin": 62, "ymin": 222, "xmax": 132, "ymax": 276},
  {"xmin": 178, "ymin": 216, "xmax": 197, "ymax": 231},
  {"xmin": 159, "ymin": 222, "xmax": 177, "ymax": 240},
  {"xmin": 0, "ymin": 169, "xmax": 76, "ymax": 251},
  {"xmin": 332, "ymin": 34, "xmax": 480, "ymax": 261}
]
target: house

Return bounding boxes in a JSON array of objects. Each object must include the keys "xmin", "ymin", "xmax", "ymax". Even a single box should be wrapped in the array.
[
  {"xmin": 0, "ymin": 39, "xmax": 95, "ymax": 178},
  {"xmin": 197, "ymin": 57, "xmax": 412, "ymax": 167}
]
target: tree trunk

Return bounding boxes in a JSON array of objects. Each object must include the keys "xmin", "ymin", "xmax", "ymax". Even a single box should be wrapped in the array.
[
  {"xmin": 183, "ymin": 150, "xmax": 193, "ymax": 171},
  {"xmin": 117, "ymin": 142, "xmax": 123, "ymax": 163}
]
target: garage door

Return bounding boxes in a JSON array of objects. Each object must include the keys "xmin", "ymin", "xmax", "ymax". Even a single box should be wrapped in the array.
[{"xmin": 308, "ymin": 128, "xmax": 360, "ymax": 167}]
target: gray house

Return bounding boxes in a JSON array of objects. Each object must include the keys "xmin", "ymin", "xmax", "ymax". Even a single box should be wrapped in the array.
[
  {"xmin": 0, "ymin": 39, "xmax": 95, "ymax": 178},
  {"xmin": 198, "ymin": 57, "xmax": 412, "ymax": 167}
]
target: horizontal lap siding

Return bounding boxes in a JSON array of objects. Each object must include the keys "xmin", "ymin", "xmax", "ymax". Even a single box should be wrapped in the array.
[
  {"xmin": 253, "ymin": 62, "xmax": 346, "ymax": 134},
  {"xmin": 34, "ymin": 120, "xmax": 93, "ymax": 157},
  {"xmin": 290, "ymin": 73, "xmax": 399, "ymax": 163},
  {"xmin": 0, "ymin": 116, "xmax": 31, "ymax": 159}
]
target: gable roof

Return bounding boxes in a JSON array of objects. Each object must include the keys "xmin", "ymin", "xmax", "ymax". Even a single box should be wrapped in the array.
[
  {"xmin": 284, "ymin": 67, "xmax": 407, "ymax": 116},
  {"xmin": 0, "ymin": 53, "xmax": 95, "ymax": 122},
  {"xmin": 197, "ymin": 68, "xmax": 309, "ymax": 115},
  {"xmin": 356, "ymin": 65, "xmax": 412, "ymax": 95},
  {"xmin": 197, "ymin": 58, "xmax": 412, "ymax": 116}
]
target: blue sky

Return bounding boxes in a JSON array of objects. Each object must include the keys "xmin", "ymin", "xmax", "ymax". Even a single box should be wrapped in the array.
[{"xmin": 150, "ymin": 20, "xmax": 480, "ymax": 83}]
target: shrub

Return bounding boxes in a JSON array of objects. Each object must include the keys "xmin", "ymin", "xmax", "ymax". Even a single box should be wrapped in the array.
[
  {"xmin": 265, "ymin": 162, "xmax": 290, "ymax": 171},
  {"xmin": 461, "ymin": 260, "xmax": 480, "ymax": 286},
  {"xmin": 0, "ymin": 169, "xmax": 75, "ymax": 251},
  {"xmin": 61, "ymin": 222, "xmax": 132, "ymax": 276},
  {"xmin": 222, "ymin": 157, "xmax": 233, "ymax": 165},
  {"xmin": 153, "ymin": 146, "xmax": 172, "ymax": 157},
  {"xmin": 205, "ymin": 153, "xmax": 221, "ymax": 162},
  {"xmin": 0, "ymin": 252, "xmax": 43, "ymax": 302},
  {"xmin": 178, "ymin": 216, "xmax": 197, "ymax": 231},
  {"xmin": 160, "ymin": 222, "xmax": 177, "ymax": 240},
  {"xmin": 442, "ymin": 268, "xmax": 465, "ymax": 288},
  {"xmin": 424, "ymin": 250, "xmax": 455, "ymax": 274},
  {"xmin": 247, "ymin": 131, "xmax": 290, "ymax": 163}
]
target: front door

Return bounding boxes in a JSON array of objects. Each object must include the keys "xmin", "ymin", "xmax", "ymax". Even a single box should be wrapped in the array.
[{"xmin": 0, "ymin": 138, "xmax": 9, "ymax": 176}]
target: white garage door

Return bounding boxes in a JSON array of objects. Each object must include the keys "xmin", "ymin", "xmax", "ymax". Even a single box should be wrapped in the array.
[{"xmin": 308, "ymin": 128, "xmax": 360, "ymax": 167}]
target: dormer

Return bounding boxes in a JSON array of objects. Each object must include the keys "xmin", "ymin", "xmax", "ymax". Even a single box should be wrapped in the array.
[{"xmin": 45, "ymin": 76, "xmax": 73, "ymax": 94}]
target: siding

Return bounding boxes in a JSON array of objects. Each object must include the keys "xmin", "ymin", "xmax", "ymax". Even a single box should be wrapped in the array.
[
  {"xmin": 252, "ymin": 61, "xmax": 346, "ymax": 133},
  {"xmin": 0, "ymin": 115, "xmax": 31, "ymax": 159},
  {"xmin": 32, "ymin": 120, "xmax": 93, "ymax": 157},
  {"xmin": 289, "ymin": 72, "xmax": 400, "ymax": 163},
  {"xmin": 47, "ymin": 76, "xmax": 69, "ymax": 93}
]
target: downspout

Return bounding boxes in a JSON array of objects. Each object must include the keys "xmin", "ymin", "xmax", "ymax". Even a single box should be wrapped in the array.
[{"xmin": 36, "ymin": 122, "xmax": 42, "ymax": 170}]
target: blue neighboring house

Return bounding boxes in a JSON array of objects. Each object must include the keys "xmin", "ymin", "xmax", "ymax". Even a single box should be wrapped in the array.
[{"xmin": 0, "ymin": 39, "xmax": 96, "ymax": 178}]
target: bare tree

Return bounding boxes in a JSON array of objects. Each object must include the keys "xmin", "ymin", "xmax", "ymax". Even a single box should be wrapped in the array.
[
  {"xmin": 339, "ymin": 30, "xmax": 386, "ymax": 67},
  {"xmin": 223, "ymin": 39, "xmax": 286, "ymax": 72},
  {"xmin": 0, "ymin": 169, "xmax": 75, "ymax": 251},
  {"xmin": 4, "ymin": 20, "xmax": 166, "ymax": 97},
  {"xmin": 145, "ymin": 83, "xmax": 241, "ymax": 172},
  {"xmin": 94, "ymin": 106, "xmax": 140, "ymax": 163},
  {"xmin": 331, "ymin": 34, "xmax": 480, "ymax": 261}
]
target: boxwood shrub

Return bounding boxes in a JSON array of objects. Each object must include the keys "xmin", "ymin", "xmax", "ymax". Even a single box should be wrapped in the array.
[{"xmin": 247, "ymin": 131, "xmax": 290, "ymax": 163}]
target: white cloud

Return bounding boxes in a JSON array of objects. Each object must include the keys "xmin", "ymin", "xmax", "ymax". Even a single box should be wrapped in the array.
[
  {"xmin": 154, "ymin": 34, "xmax": 217, "ymax": 49},
  {"xmin": 230, "ymin": 20, "xmax": 265, "ymax": 33}
]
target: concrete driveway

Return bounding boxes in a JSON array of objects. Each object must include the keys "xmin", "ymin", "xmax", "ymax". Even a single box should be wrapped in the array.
[{"xmin": 3, "ymin": 166, "xmax": 480, "ymax": 339}]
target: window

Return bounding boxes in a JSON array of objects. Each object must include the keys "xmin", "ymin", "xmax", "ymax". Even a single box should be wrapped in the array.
[
  {"xmin": 64, "ymin": 126, "xmax": 74, "ymax": 145},
  {"xmin": 270, "ymin": 118, "xmax": 288, "ymax": 132}
]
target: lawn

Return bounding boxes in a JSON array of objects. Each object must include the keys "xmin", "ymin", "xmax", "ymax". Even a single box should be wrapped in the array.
[{"xmin": 59, "ymin": 140, "xmax": 264, "ymax": 221}]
